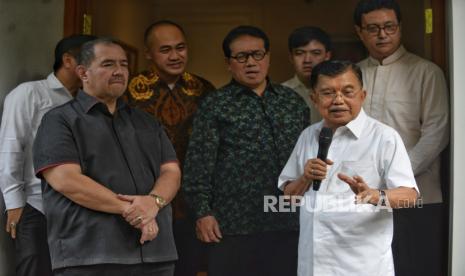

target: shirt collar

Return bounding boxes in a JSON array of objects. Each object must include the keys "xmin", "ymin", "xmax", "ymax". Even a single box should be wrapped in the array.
[
  {"xmin": 288, "ymin": 75, "xmax": 306, "ymax": 89},
  {"xmin": 229, "ymin": 77, "xmax": 277, "ymax": 97},
  {"xmin": 368, "ymin": 45, "xmax": 406, "ymax": 66},
  {"xmin": 316, "ymin": 108, "xmax": 367, "ymax": 140},
  {"xmin": 77, "ymin": 90, "xmax": 127, "ymax": 114},
  {"xmin": 148, "ymin": 68, "xmax": 190, "ymax": 89},
  {"xmin": 46, "ymin": 73, "xmax": 73, "ymax": 97},
  {"xmin": 343, "ymin": 108, "xmax": 367, "ymax": 139}
]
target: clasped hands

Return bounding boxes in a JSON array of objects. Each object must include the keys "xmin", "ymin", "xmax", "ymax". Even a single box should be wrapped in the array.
[{"xmin": 118, "ymin": 194, "xmax": 160, "ymax": 244}]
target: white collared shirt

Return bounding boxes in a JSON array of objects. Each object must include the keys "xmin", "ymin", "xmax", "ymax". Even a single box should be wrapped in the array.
[
  {"xmin": 0, "ymin": 73, "xmax": 73, "ymax": 213},
  {"xmin": 358, "ymin": 46, "xmax": 449, "ymax": 204},
  {"xmin": 279, "ymin": 109, "xmax": 418, "ymax": 276},
  {"xmin": 282, "ymin": 75, "xmax": 322, "ymax": 124}
]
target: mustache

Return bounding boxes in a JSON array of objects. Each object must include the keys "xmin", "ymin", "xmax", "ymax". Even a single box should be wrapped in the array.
[{"xmin": 109, "ymin": 76, "xmax": 126, "ymax": 83}]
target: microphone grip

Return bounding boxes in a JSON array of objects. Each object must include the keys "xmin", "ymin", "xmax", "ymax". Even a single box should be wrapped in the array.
[
  {"xmin": 313, "ymin": 179, "xmax": 322, "ymax": 191},
  {"xmin": 312, "ymin": 145, "xmax": 329, "ymax": 191},
  {"xmin": 312, "ymin": 127, "xmax": 333, "ymax": 192}
]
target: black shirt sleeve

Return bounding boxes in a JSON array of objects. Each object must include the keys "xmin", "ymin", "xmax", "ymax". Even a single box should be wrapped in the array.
[
  {"xmin": 33, "ymin": 110, "xmax": 80, "ymax": 178},
  {"xmin": 158, "ymin": 122, "xmax": 178, "ymax": 164}
]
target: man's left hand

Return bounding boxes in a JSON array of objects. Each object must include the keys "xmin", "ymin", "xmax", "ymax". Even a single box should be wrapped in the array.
[
  {"xmin": 118, "ymin": 194, "xmax": 159, "ymax": 228},
  {"xmin": 139, "ymin": 218, "xmax": 159, "ymax": 244},
  {"xmin": 337, "ymin": 173, "xmax": 378, "ymax": 205}
]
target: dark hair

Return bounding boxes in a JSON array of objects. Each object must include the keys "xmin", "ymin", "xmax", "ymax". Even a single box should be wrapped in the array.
[
  {"xmin": 144, "ymin": 20, "xmax": 185, "ymax": 46},
  {"xmin": 53, "ymin": 34, "xmax": 97, "ymax": 72},
  {"xmin": 78, "ymin": 37, "xmax": 125, "ymax": 67},
  {"xmin": 310, "ymin": 60, "xmax": 363, "ymax": 89},
  {"xmin": 222, "ymin": 25, "xmax": 270, "ymax": 58},
  {"xmin": 353, "ymin": 0, "xmax": 402, "ymax": 27},
  {"xmin": 288, "ymin": 26, "xmax": 332, "ymax": 52}
]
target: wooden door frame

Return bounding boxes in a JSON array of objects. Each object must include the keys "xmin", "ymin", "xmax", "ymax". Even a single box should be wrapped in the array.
[
  {"xmin": 62, "ymin": 0, "xmax": 447, "ymax": 73},
  {"xmin": 62, "ymin": 0, "xmax": 139, "ymax": 75},
  {"xmin": 63, "ymin": 0, "xmax": 91, "ymax": 36},
  {"xmin": 431, "ymin": 0, "xmax": 447, "ymax": 74}
]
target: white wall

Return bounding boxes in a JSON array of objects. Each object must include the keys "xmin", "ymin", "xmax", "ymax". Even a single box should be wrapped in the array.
[
  {"xmin": 0, "ymin": 1, "xmax": 64, "ymax": 275},
  {"xmin": 0, "ymin": 0, "xmax": 64, "ymax": 118},
  {"xmin": 449, "ymin": 0, "xmax": 465, "ymax": 275}
]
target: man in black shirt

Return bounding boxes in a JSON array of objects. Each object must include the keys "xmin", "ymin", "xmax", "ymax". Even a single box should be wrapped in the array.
[{"xmin": 33, "ymin": 37, "xmax": 180, "ymax": 275}]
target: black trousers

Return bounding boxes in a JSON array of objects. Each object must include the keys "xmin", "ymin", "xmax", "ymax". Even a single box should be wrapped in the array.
[
  {"xmin": 207, "ymin": 231, "xmax": 298, "ymax": 276},
  {"xmin": 53, "ymin": 262, "xmax": 175, "ymax": 276},
  {"xmin": 173, "ymin": 218, "xmax": 208, "ymax": 276},
  {"xmin": 14, "ymin": 204, "xmax": 52, "ymax": 276},
  {"xmin": 392, "ymin": 203, "xmax": 446, "ymax": 276}
]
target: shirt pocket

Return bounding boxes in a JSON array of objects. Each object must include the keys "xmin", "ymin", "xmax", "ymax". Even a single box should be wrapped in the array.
[{"xmin": 337, "ymin": 160, "xmax": 382, "ymax": 190}]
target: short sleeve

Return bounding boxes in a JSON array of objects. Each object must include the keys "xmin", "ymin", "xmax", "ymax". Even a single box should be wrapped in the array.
[
  {"xmin": 382, "ymin": 130, "xmax": 419, "ymax": 193},
  {"xmin": 158, "ymin": 124, "xmax": 177, "ymax": 164},
  {"xmin": 278, "ymin": 129, "xmax": 308, "ymax": 190},
  {"xmin": 33, "ymin": 110, "xmax": 80, "ymax": 178}
]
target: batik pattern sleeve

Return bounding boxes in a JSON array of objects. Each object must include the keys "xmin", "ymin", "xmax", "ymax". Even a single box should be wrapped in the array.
[{"xmin": 182, "ymin": 95, "xmax": 219, "ymax": 219}]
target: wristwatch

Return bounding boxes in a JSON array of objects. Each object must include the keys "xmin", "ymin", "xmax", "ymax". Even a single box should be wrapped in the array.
[
  {"xmin": 149, "ymin": 193, "xmax": 166, "ymax": 209},
  {"xmin": 378, "ymin": 190, "xmax": 387, "ymax": 206}
]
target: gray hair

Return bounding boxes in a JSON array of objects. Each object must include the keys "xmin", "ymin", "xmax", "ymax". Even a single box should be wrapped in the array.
[{"xmin": 78, "ymin": 37, "xmax": 125, "ymax": 67}]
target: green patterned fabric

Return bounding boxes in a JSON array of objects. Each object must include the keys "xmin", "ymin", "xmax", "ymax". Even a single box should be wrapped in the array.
[{"xmin": 183, "ymin": 79, "xmax": 310, "ymax": 235}]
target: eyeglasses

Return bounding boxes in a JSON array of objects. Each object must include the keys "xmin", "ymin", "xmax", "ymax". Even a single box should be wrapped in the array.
[
  {"xmin": 230, "ymin": 50, "xmax": 267, "ymax": 63},
  {"xmin": 318, "ymin": 89, "xmax": 360, "ymax": 101},
  {"xmin": 361, "ymin": 23, "xmax": 399, "ymax": 36}
]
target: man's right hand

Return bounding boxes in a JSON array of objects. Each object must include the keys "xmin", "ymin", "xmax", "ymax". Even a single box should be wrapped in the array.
[
  {"xmin": 118, "ymin": 194, "xmax": 159, "ymax": 229},
  {"xmin": 196, "ymin": 215, "xmax": 222, "ymax": 243},
  {"xmin": 302, "ymin": 158, "xmax": 333, "ymax": 183},
  {"xmin": 283, "ymin": 158, "xmax": 333, "ymax": 196},
  {"xmin": 6, "ymin": 207, "xmax": 24, "ymax": 239}
]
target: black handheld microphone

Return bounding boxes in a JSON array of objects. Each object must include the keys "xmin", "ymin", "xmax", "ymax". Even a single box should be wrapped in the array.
[{"xmin": 313, "ymin": 127, "xmax": 333, "ymax": 191}]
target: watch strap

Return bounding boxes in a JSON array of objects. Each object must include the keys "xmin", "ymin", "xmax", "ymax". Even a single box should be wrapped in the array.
[{"xmin": 149, "ymin": 193, "xmax": 166, "ymax": 209}]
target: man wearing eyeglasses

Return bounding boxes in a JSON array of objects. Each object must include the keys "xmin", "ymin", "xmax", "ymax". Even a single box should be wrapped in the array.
[
  {"xmin": 354, "ymin": 1, "xmax": 449, "ymax": 275},
  {"xmin": 183, "ymin": 25, "xmax": 309, "ymax": 276},
  {"xmin": 280, "ymin": 59, "xmax": 419, "ymax": 276}
]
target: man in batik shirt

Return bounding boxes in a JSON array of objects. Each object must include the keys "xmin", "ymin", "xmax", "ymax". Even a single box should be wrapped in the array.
[
  {"xmin": 183, "ymin": 25, "xmax": 310, "ymax": 276},
  {"xmin": 126, "ymin": 20, "xmax": 215, "ymax": 276}
]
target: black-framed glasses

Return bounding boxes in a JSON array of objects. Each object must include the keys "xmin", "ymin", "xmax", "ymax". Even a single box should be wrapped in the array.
[
  {"xmin": 230, "ymin": 50, "xmax": 267, "ymax": 63},
  {"xmin": 361, "ymin": 23, "xmax": 399, "ymax": 36}
]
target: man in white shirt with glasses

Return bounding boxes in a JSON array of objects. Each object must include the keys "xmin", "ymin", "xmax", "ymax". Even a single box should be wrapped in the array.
[{"xmin": 279, "ymin": 60, "xmax": 419, "ymax": 276}]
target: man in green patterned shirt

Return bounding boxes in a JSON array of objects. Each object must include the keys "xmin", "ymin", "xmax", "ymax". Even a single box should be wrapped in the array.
[{"xmin": 183, "ymin": 25, "xmax": 310, "ymax": 276}]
